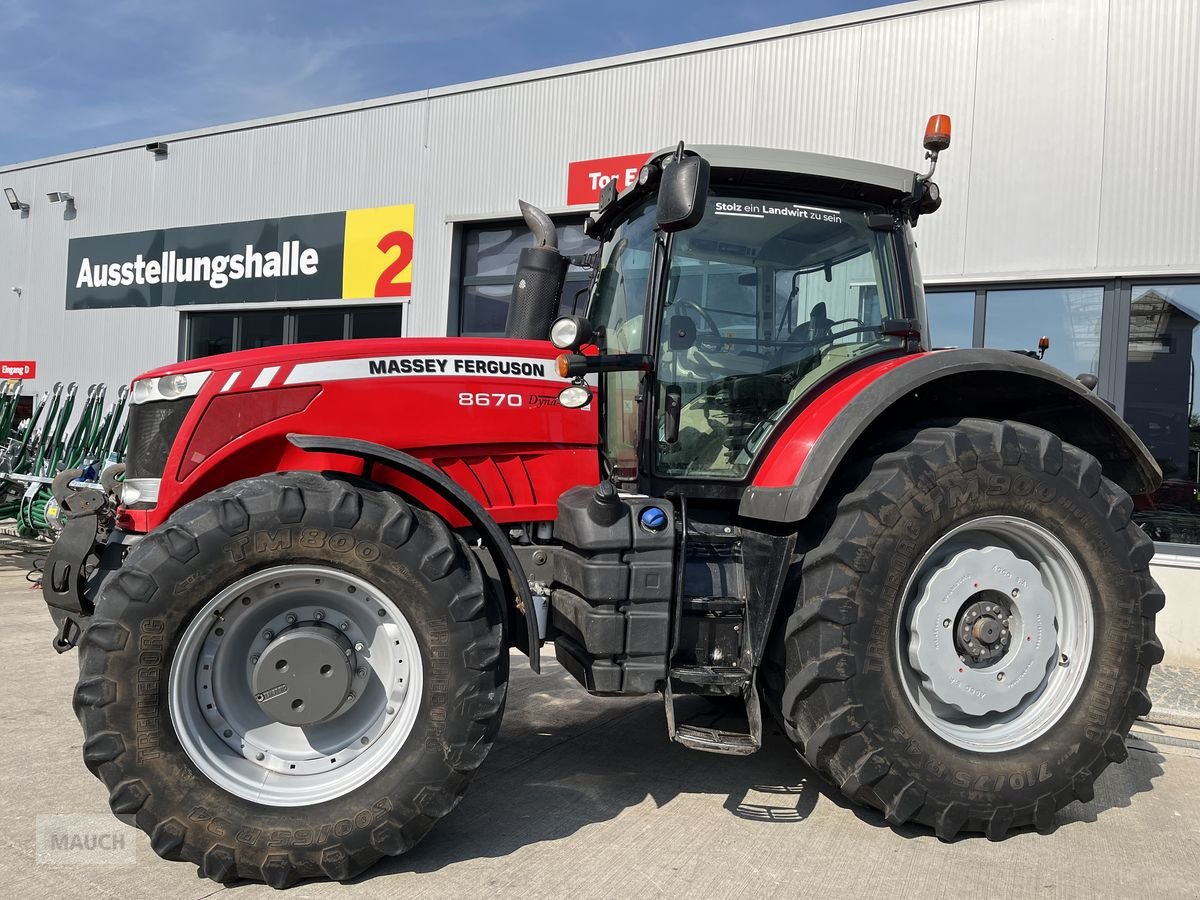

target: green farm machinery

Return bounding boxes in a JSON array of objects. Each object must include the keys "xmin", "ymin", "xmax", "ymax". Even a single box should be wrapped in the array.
[{"xmin": 0, "ymin": 380, "xmax": 129, "ymax": 538}]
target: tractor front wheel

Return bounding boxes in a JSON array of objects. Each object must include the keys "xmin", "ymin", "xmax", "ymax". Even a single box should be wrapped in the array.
[
  {"xmin": 777, "ymin": 418, "xmax": 1164, "ymax": 839},
  {"xmin": 73, "ymin": 472, "xmax": 507, "ymax": 886}
]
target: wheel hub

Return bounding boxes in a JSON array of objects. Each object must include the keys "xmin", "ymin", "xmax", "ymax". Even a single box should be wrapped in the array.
[
  {"xmin": 907, "ymin": 544, "xmax": 1058, "ymax": 716},
  {"xmin": 252, "ymin": 624, "xmax": 358, "ymax": 726},
  {"xmin": 957, "ymin": 595, "xmax": 1010, "ymax": 662}
]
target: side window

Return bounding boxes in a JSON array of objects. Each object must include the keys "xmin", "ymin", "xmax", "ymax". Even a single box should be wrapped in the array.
[
  {"xmin": 773, "ymin": 251, "xmax": 886, "ymax": 338},
  {"xmin": 183, "ymin": 306, "xmax": 405, "ymax": 360},
  {"xmin": 1124, "ymin": 284, "xmax": 1200, "ymax": 546},
  {"xmin": 983, "ymin": 287, "xmax": 1104, "ymax": 376},
  {"xmin": 457, "ymin": 219, "xmax": 598, "ymax": 337},
  {"xmin": 927, "ymin": 291, "xmax": 976, "ymax": 348}
]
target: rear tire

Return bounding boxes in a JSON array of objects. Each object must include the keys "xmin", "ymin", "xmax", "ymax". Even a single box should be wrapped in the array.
[
  {"xmin": 775, "ymin": 418, "xmax": 1164, "ymax": 839},
  {"xmin": 73, "ymin": 472, "xmax": 507, "ymax": 886}
]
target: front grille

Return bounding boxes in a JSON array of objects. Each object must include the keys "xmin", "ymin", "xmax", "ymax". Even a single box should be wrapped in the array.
[{"xmin": 125, "ymin": 397, "xmax": 196, "ymax": 480}]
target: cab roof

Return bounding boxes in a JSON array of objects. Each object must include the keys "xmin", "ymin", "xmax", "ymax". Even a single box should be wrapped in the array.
[{"xmin": 653, "ymin": 144, "xmax": 918, "ymax": 197}]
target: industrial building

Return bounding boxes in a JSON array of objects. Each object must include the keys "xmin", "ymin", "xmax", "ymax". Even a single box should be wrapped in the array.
[{"xmin": 1, "ymin": 0, "xmax": 1198, "ymax": 658}]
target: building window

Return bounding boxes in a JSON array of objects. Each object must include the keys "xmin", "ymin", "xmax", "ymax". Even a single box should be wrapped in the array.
[
  {"xmin": 984, "ymin": 286, "xmax": 1104, "ymax": 377},
  {"xmin": 184, "ymin": 305, "xmax": 404, "ymax": 360},
  {"xmin": 926, "ymin": 291, "xmax": 976, "ymax": 348},
  {"xmin": 457, "ymin": 218, "xmax": 598, "ymax": 336},
  {"xmin": 1124, "ymin": 284, "xmax": 1200, "ymax": 546}
]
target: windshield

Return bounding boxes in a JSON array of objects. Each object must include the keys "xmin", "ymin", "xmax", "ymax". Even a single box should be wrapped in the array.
[{"xmin": 656, "ymin": 192, "xmax": 903, "ymax": 479}]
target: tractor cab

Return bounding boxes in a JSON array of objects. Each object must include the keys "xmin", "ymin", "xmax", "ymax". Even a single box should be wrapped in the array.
[{"xmin": 507, "ymin": 128, "xmax": 947, "ymax": 498}]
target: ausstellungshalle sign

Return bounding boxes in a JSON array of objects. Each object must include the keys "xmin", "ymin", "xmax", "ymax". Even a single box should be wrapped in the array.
[{"xmin": 65, "ymin": 205, "xmax": 415, "ymax": 310}]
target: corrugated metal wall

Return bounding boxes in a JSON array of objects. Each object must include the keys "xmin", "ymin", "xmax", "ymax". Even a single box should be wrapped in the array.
[{"xmin": 1, "ymin": 0, "xmax": 1198, "ymax": 393}]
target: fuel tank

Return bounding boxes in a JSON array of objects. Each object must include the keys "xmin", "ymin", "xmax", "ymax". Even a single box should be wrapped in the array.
[{"xmin": 120, "ymin": 337, "xmax": 599, "ymax": 532}]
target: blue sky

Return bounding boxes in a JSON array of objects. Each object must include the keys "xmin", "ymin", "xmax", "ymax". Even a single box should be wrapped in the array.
[{"xmin": 0, "ymin": 0, "xmax": 898, "ymax": 165}]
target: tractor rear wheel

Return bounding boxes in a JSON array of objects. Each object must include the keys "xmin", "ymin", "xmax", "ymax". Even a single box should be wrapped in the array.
[
  {"xmin": 775, "ymin": 418, "xmax": 1164, "ymax": 839},
  {"xmin": 73, "ymin": 472, "xmax": 507, "ymax": 886}
]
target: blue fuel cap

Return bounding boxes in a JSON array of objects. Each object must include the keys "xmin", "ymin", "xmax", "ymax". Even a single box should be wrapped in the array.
[{"xmin": 639, "ymin": 506, "xmax": 668, "ymax": 532}]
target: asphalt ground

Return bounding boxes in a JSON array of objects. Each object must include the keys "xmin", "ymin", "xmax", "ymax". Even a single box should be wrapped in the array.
[{"xmin": 1, "ymin": 535, "xmax": 1198, "ymax": 899}]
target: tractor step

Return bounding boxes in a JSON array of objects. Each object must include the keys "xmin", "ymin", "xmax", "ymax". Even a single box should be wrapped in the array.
[
  {"xmin": 673, "ymin": 723, "xmax": 759, "ymax": 755},
  {"xmin": 670, "ymin": 664, "xmax": 751, "ymax": 687},
  {"xmin": 663, "ymin": 670, "xmax": 762, "ymax": 756}
]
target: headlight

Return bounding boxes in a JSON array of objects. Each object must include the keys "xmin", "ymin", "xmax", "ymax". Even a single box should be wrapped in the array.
[
  {"xmin": 549, "ymin": 315, "xmax": 593, "ymax": 351},
  {"xmin": 557, "ymin": 385, "xmax": 591, "ymax": 409},
  {"xmin": 159, "ymin": 373, "xmax": 190, "ymax": 399},
  {"xmin": 129, "ymin": 370, "xmax": 211, "ymax": 405}
]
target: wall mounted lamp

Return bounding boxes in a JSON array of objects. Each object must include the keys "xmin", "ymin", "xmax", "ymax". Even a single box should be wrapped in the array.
[{"xmin": 4, "ymin": 188, "xmax": 28, "ymax": 212}]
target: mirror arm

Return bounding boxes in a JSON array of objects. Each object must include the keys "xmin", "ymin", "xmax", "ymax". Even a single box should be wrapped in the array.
[{"xmin": 559, "ymin": 354, "xmax": 654, "ymax": 377}]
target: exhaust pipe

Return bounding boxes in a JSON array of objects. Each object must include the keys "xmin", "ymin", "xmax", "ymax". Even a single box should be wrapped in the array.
[
  {"xmin": 520, "ymin": 199, "xmax": 558, "ymax": 250},
  {"xmin": 505, "ymin": 201, "xmax": 568, "ymax": 341}
]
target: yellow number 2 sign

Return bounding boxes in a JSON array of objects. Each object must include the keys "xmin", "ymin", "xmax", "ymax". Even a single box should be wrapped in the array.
[{"xmin": 342, "ymin": 204, "xmax": 415, "ymax": 299}]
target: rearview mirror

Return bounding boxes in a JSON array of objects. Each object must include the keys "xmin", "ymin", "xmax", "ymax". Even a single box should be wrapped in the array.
[{"xmin": 655, "ymin": 155, "xmax": 710, "ymax": 233}]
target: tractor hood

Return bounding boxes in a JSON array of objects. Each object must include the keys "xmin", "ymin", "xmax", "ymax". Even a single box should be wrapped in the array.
[{"xmin": 122, "ymin": 336, "xmax": 599, "ymax": 533}]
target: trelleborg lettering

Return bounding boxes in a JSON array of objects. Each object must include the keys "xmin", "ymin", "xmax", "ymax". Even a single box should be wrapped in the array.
[{"xmin": 74, "ymin": 241, "xmax": 319, "ymax": 292}]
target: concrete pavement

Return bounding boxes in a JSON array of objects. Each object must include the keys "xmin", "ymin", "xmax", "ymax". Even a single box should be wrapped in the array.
[{"xmin": 1, "ymin": 535, "xmax": 1198, "ymax": 899}]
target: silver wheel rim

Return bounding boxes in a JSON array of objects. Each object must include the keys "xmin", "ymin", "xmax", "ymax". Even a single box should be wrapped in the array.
[
  {"xmin": 894, "ymin": 515, "xmax": 1094, "ymax": 753},
  {"xmin": 168, "ymin": 564, "xmax": 423, "ymax": 806}
]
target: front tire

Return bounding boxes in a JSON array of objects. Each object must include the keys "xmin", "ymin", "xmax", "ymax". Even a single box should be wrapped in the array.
[
  {"xmin": 73, "ymin": 472, "xmax": 507, "ymax": 886},
  {"xmin": 776, "ymin": 419, "xmax": 1164, "ymax": 839}
]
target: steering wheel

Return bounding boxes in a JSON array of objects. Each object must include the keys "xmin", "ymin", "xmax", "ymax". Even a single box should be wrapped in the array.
[{"xmin": 671, "ymin": 300, "xmax": 725, "ymax": 352}]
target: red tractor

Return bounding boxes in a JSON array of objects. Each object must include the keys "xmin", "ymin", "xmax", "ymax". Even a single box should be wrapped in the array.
[{"xmin": 44, "ymin": 118, "xmax": 1164, "ymax": 887}]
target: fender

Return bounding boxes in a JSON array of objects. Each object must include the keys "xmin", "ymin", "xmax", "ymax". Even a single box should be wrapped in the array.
[
  {"xmin": 287, "ymin": 434, "xmax": 540, "ymax": 672},
  {"xmin": 740, "ymin": 349, "xmax": 1162, "ymax": 523}
]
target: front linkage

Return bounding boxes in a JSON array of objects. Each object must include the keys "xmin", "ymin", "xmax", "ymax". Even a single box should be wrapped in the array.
[{"xmin": 42, "ymin": 473, "xmax": 120, "ymax": 652}]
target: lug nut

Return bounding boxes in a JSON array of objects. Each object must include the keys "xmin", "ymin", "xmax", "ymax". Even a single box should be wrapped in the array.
[
  {"xmin": 314, "ymin": 610, "xmax": 325, "ymax": 621},
  {"xmin": 340, "ymin": 621, "xmax": 350, "ymax": 631},
  {"xmin": 250, "ymin": 655, "xmax": 260, "ymax": 664},
  {"xmin": 262, "ymin": 630, "xmax": 274, "ymax": 641},
  {"xmin": 942, "ymin": 618, "xmax": 951, "ymax": 628},
  {"xmin": 356, "ymin": 667, "xmax": 365, "ymax": 678},
  {"xmin": 354, "ymin": 641, "xmax": 365, "ymax": 652},
  {"xmin": 347, "ymin": 692, "xmax": 356, "ymax": 702},
  {"xmin": 286, "ymin": 614, "xmax": 297, "ymax": 625}
]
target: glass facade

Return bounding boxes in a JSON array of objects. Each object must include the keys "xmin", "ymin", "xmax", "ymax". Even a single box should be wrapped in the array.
[
  {"xmin": 1124, "ymin": 284, "xmax": 1200, "ymax": 546},
  {"xmin": 984, "ymin": 286, "xmax": 1104, "ymax": 377},
  {"xmin": 919, "ymin": 279, "xmax": 1200, "ymax": 547},
  {"xmin": 457, "ymin": 218, "xmax": 598, "ymax": 336},
  {"xmin": 185, "ymin": 306, "xmax": 404, "ymax": 359},
  {"xmin": 926, "ymin": 291, "xmax": 975, "ymax": 349}
]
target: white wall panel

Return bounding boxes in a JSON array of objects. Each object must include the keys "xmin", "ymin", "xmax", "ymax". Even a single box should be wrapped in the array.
[
  {"xmin": 854, "ymin": 4, "xmax": 981, "ymax": 277},
  {"xmin": 1098, "ymin": 0, "xmax": 1200, "ymax": 269},
  {"xmin": 963, "ymin": 0, "xmax": 1109, "ymax": 275}
]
